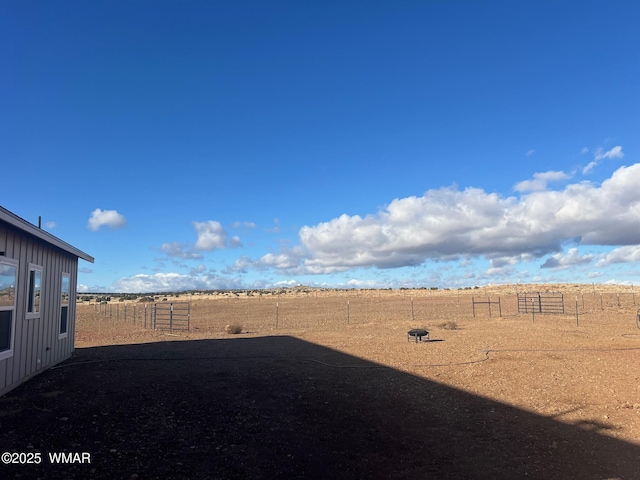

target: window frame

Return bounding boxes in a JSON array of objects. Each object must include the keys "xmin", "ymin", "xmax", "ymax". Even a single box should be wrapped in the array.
[
  {"xmin": 58, "ymin": 272, "xmax": 70, "ymax": 339},
  {"xmin": 0, "ymin": 257, "xmax": 19, "ymax": 360},
  {"xmin": 26, "ymin": 263, "xmax": 43, "ymax": 319}
]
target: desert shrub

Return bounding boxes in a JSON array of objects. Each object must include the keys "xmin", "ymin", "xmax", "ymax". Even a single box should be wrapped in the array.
[
  {"xmin": 225, "ymin": 324, "xmax": 243, "ymax": 334},
  {"xmin": 438, "ymin": 321, "xmax": 458, "ymax": 330}
]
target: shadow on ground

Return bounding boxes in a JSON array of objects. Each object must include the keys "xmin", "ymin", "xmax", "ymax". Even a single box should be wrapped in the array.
[{"xmin": 1, "ymin": 336, "xmax": 638, "ymax": 479}]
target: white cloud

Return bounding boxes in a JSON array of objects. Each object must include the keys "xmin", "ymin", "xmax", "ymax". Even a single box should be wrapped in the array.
[
  {"xmin": 160, "ymin": 220, "xmax": 241, "ymax": 259},
  {"xmin": 273, "ymin": 279, "xmax": 299, "ymax": 287},
  {"xmin": 583, "ymin": 145, "xmax": 624, "ymax": 174},
  {"xmin": 225, "ymin": 255, "xmax": 258, "ymax": 273},
  {"xmin": 87, "ymin": 209, "xmax": 127, "ymax": 231},
  {"xmin": 193, "ymin": 221, "xmax": 228, "ymax": 251},
  {"xmin": 540, "ymin": 247, "xmax": 594, "ymax": 269},
  {"xmin": 160, "ymin": 242, "xmax": 203, "ymax": 260},
  {"xmin": 489, "ymin": 257, "xmax": 519, "ymax": 269},
  {"xmin": 596, "ymin": 245, "xmax": 640, "ymax": 267},
  {"xmin": 257, "ymin": 163, "xmax": 640, "ymax": 274},
  {"xmin": 346, "ymin": 278, "xmax": 384, "ymax": 288},
  {"xmin": 484, "ymin": 265, "xmax": 516, "ymax": 278},
  {"xmin": 513, "ymin": 170, "xmax": 570, "ymax": 192},
  {"xmin": 111, "ymin": 272, "xmax": 243, "ymax": 293},
  {"xmin": 189, "ymin": 264, "xmax": 207, "ymax": 274},
  {"xmin": 526, "ymin": 149, "xmax": 535, "ymax": 156},
  {"xmin": 229, "ymin": 236, "xmax": 243, "ymax": 248},
  {"xmin": 44, "ymin": 221, "xmax": 57, "ymax": 229},
  {"xmin": 594, "ymin": 145, "xmax": 624, "ymax": 161},
  {"xmin": 261, "ymin": 251, "xmax": 304, "ymax": 270}
]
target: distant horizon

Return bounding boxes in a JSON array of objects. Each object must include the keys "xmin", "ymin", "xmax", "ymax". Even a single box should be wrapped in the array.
[{"xmin": 76, "ymin": 280, "xmax": 640, "ymax": 297}]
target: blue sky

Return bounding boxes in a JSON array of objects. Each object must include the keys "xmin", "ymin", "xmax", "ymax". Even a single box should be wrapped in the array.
[{"xmin": 2, "ymin": 1, "xmax": 640, "ymax": 293}]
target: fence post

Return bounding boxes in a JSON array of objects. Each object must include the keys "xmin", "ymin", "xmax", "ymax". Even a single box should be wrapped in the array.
[
  {"xmin": 347, "ymin": 300, "xmax": 350, "ymax": 324},
  {"xmin": 411, "ymin": 297, "xmax": 414, "ymax": 322},
  {"xmin": 575, "ymin": 296, "xmax": 579, "ymax": 326},
  {"xmin": 531, "ymin": 299, "xmax": 535, "ymax": 323},
  {"xmin": 276, "ymin": 302, "xmax": 279, "ymax": 328},
  {"xmin": 537, "ymin": 293, "xmax": 542, "ymax": 313}
]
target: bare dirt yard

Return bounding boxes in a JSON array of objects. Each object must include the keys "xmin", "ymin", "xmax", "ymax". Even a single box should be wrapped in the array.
[{"xmin": 1, "ymin": 284, "xmax": 640, "ymax": 479}]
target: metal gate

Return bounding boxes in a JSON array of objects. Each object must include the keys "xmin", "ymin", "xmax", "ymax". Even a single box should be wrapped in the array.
[
  {"xmin": 153, "ymin": 302, "xmax": 190, "ymax": 331},
  {"xmin": 517, "ymin": 293, "xmax": 564, "ymax": 314}
]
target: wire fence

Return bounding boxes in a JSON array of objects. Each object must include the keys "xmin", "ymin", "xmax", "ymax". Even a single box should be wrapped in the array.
[{"xmin": 77, "ymin": 290, "xmax": 640, "ymax": 334}]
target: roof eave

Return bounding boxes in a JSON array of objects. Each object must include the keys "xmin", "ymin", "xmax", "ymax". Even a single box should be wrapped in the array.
[{"xmin": 0, "ymin": 206, "xmax": 95, "ymax": 263}]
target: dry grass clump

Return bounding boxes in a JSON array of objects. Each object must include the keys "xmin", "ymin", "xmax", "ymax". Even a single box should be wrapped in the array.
[
  {"xmin": 437, "ymin": 321, "xmax": 458, "ymax": 330},
  {"xmin": 225, "ymin": 324, "xmax": 243, "ymax": 334}
]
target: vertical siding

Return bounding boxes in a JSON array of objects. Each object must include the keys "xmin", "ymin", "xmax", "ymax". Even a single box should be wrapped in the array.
[
  {"xmin": 0, "ymin": 222, "xmax": 79, "ymax": 396},
  {"xmin": 0, "ymin": 224, "xmax": 9, "ymax": 390}
]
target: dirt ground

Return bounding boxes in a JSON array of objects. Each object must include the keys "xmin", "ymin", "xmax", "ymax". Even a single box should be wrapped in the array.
[{"xmin": 1, "ymin": 285, "xmax": 640, "ymax": 479}]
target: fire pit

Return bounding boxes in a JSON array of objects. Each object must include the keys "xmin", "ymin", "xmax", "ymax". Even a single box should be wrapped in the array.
[{"xmin": 407, "ymin": 328, "xmax": 429, "ymax": 343}]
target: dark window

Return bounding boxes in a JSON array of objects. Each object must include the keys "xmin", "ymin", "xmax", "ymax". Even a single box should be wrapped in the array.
[
  {"xmin": 0, "ymin": 310, "xmax": 12, "ymax": 352},
  {"xmin": 59, "ymin": 273, "xmax": 70, "ymax": 338},
  {"xmin": 28, "ymin": 267, "xmax": 42, "ymax": 315},
  {"xmin": 60, "ymin": 306, "xmax": 68, "ymax": 335}
]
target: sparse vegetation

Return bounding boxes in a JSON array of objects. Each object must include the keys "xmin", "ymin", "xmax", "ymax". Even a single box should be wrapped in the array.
[
  {"xmin": 225, "ymin": 324, "xmax": 243, "ymax": 334},
  {"xmin": 438, "ymin": 321, "xmax": 458, "ymax": 330}
]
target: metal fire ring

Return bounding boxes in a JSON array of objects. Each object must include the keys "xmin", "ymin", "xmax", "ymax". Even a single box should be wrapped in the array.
[{"xmin": 407, "ymin": 328, "xmax": 429, "ymax": 342}]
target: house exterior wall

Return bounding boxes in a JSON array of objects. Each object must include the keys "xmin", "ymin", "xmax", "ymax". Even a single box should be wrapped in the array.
[{"xmin": 0, "ymin": 221, "xmax": 79, "ymax": 396}]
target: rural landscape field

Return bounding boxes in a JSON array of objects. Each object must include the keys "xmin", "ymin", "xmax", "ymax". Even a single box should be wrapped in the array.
[
  {"xmin": 75, "ymin": 283, "xmax": 640, "ymax": 442},
  {"xmin": 3, "ymin": 283, "xmax": 640, "ymax": 479}
]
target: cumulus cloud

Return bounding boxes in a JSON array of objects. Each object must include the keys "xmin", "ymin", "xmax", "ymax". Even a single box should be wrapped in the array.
[
  {"xmin": 583, "ymin": 145, "xmax": 624, "ymax": 174},
  {"xmin": 111, "ymin": 272, "xmax": 244, "ymax": 293},
  {"xmin": 193, "ymin": 221, "xmax": 228, "ymax": 251},
  {"xmin": 261, "ymin": 251, "xmax": 304, "ymax": 270},
  {"xmin": 225, "ymin": 255, "xmax": 258, "ymax": 274},
  {"xmin": 189, "ymin": 264, "xmax": 207, "ymax": 275},
  {"xmin": 229, "ymin": 236, "xmax": 243, "ymax": 248},
  {"xmin": 540, "ymin": 248, "xmax": 594, "ymax": 269},
  {"xmin": 257, "ymin": 163, "xmax": 640, "ymax": 275},
  {"xmin": 596, "ymin": 245, "xmax": 640, "ymax": 267},
  {"xmin": 160, "ymin": 242, "xmax": 203, "ymax": 260},
  {"xmin": 513, "ymin": 170, "xmax": 570, "ymax": 192},
  {"xmin": 87, "ymin": 209, "xmax": 127, "ymax": 231},
  {"xmin": 160, "ymin": 220, "xmax": 241, "ymax": 259}
]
